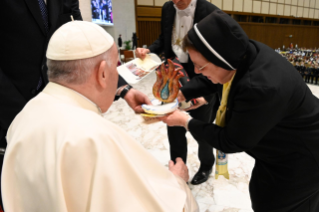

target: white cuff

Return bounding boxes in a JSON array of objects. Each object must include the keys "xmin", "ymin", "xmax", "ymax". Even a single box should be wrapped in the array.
[{"xmin": 184, "ymin": 117, "xmax": 193, "ymax": 131}]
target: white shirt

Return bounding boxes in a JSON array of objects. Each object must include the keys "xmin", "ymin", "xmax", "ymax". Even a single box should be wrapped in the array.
[{"xmin": 172, "ymin": 0, "xmax": 197, "ymax": 63}]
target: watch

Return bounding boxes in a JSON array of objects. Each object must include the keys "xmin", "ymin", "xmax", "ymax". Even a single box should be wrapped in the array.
[{"xmin": 120, "ymin": 85, "xmax": 133, "ymax": 99}]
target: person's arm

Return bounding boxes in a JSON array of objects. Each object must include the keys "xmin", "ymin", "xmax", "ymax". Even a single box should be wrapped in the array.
[
  {"xmin": 0, "ymin": 67, "xmax": 27, "ymax": 131},
  {"xmin": 147, "ymin": 2, "xmax": 170, "ymax": 55},
  {"xmin": 180, "ymin": 75, "xmax": 219, "ymax": 101},
  {"xmin": 115, "ymin": 75, "xmax": 151, "ymax": 113},
  {"xmin": 70, "ymin": 0, "xmax": 83, "ymax": 20},
  {"xmin": 188, "ymin": 86, "xmax": 283, "ymax": 153}
]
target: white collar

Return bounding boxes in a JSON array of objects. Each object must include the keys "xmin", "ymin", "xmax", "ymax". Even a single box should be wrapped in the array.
[{"xmin": 173, "ymin": 0, "xmax": 197, "ymax": 17}]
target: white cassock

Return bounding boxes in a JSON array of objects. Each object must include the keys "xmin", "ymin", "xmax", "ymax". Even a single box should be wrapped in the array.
[{"xmin": 2, "ymin": 82, "xmax": 198, "ymax": 212}]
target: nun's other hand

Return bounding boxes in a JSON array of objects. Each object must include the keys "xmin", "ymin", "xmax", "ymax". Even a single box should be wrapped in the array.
[
  {"xmin": 159, "ymin": 110, "xmax": 189, "ymax": 127},
  {"xmin": 183, "ymin": 97, "xmax": 207, "ymax": 111},
  {"xmin": 177, "ymin": 90, "xmax": 186, "ymax": 103}
]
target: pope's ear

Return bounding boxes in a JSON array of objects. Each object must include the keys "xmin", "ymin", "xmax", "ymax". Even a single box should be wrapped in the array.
[{"xmin": 97, "ymin": 60, "xmax": 108, "ymax": 88}]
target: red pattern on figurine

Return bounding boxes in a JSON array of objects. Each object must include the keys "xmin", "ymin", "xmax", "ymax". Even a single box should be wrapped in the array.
[{"xmin": 153, "ymin": 59, "xmax": 184, "ymax": 103}]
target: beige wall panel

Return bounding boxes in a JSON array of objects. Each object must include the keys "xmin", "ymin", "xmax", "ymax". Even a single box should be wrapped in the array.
[
  {"xmin": 285, "ymin": 0, "xmax": 292, "ymax": 3},
  {"xmin": 304, "ymin": 0, "xmax": 310, "ymax": 7},
  {"xmin": 309, "ymin": 8, "xmax": 315, "ymax": 18},
  {"xmin": 223, "ymin": 0, "xmax": 233, "ymax": 10},
  {"xmin": 155, "ymin": 0, "xmax": 168, "ymax": 6},
  {"xmin": 234, "ymin": 0, "xmax": 244, "ymax": 11},
  {"xmin": 291, "ymin": 5, "xmax": 298, "ymax": 15},
  {"xmin": 277, "ymin": 4, "xmax": 284, "ymax": 14},
  {"xmin": 316, "ymin": 0, "xmax": 319, "ymax": 8},
  {"xmin": 291, "ymin": 0, "xmax": 298, "ymax": 5},
  {"xmin": 261, "ymin": 2, "xmax": 270, "ymax": 13},
  {"xmin": 297, "ymin": 6, "xmax": 303, "ymax": 16},
  {"xmin": 284, "ymin": 5, "xmax": 291, "ymax": 15},
  {"xmin": 211, "ymin": 0, "xmax": 223, "ymax": 8},
  {"xmin": 269, "ymin": 2, "xmax": 277, "ymax": 14},
  {"xmin": 310, "ymin": 0, "xmax": 316, "ymax": 8},
  {"xmin": 270, "ymin": 0, "xmax": 277, "ymax": 2},
  {"xmin": 278, "ymin": 0, "xmax": 285, "ymax": 3},
  {"xmin": 315, "ymin": 9, "xmax": 319, "ymax": 18},
  {"xmin": 243, "ymin": 0, "xmax": 253, "ymax": 12},
  {"xmin": 297, "ymin": 0, "xmax": 304, "ymax": 6},
  {"xmin": 303, "ymin": 7, "xmax": 309, "ymax": 17},
  {"xmin": 137, "ymin": 0, "xmax": 153, "ymax": 6},
  {"xmin": 253, "ymin": 1, "xmax": 262, "ymax": 13},
  {"xmin": 79, "ymin": 0, "xmax": 91, "ymax": 21}
]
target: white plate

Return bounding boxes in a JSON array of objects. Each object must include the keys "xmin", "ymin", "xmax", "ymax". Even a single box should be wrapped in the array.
[{"xmin": 142, "ymin": 99, "xmax": 178, "ymax": 115}]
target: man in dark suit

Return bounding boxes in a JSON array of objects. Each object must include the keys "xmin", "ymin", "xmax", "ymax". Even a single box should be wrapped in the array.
[
  {"xmin": 0, "ymin": 0, "xmax": 149, "ymax": 209},
  {"xmin": 0, "ymin": 1, "xmax": 83, "ymax": 209},
  {"xmin": 118, "ymin": 34, "xmax": 123, "ymax": 48},
  {"xmin": 135, "ymin": 0, "xmax": 220, "ymax": 185}
]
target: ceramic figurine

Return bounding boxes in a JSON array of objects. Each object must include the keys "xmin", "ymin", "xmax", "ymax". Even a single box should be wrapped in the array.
[{"xmin": 153, "ymin": 59, "xmax": 184, "ymax": 103}]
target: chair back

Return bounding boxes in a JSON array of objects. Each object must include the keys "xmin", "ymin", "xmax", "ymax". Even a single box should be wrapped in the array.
[{"xmin": 123, "ymin": 51, "xmax": 135, "ymax": 63}]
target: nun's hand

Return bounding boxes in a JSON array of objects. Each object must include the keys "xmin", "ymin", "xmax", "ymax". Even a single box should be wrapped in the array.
[
  {"xmin": 159, "ymin": 110, "xmax": 189, "ymax": 127},
  {"xmin": 183, "ymin": 97, "xmax": 207, "ymax": 111},
  {"xmin": 177, "ymin": 90, "xmax": 186, "ymax": 103}
]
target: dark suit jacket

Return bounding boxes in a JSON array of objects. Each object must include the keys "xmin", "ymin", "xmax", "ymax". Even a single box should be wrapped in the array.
[
  {"xmin": 0, "ymin": 1, "xmax": 127, "ymax": 146},
  {"xmin": 148, "ymin": 0, "xmax": 219, "ymax": 100},
  {"xmin": 0, "ymin": 0, "xmax": 84, "ymax": 145}
]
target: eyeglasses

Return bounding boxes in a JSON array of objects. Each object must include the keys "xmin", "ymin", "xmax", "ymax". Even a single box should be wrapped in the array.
[{"xmin": 195, "ymin": 62, "xmax": 209, "ymax": 71}]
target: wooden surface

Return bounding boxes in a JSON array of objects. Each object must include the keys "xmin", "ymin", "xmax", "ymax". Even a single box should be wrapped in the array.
[
  {"xmin": 135, "ymin": 7, "xmax": 319, "ymax": 49},
  {"xmin": 240, "ymin": 23, "xmax": 319, "ymax": 48},
  {"xmin": 137, "ymin": 21, "xmax": 161, "ymax": 47}
]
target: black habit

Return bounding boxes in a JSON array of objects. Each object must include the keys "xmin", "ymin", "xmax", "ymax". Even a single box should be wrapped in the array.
[{"xmin": 182, "ymin": 40, "xmax": 319, "ymax": 211}]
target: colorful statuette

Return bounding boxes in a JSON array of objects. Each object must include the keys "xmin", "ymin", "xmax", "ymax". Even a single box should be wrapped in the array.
[{"xmin": 153, "ymin": 59, "xmax": 184, "ymax": 103}]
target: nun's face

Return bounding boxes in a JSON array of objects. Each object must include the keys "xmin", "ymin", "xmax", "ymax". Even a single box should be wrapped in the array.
[
  {"xmin": 172, "ymin": 0, "xmax": 192, "ymax": 10},
  {"xmin": 188, "ymin": 48, "xmax": 236, "ymax": 84}
]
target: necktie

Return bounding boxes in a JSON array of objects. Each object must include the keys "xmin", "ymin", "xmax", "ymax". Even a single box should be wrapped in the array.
[{"xmin": 37, "ymin": 0, "xmax": 49, "ymax": 33}]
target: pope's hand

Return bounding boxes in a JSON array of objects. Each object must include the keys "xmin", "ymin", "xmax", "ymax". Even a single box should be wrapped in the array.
[
  {"xmin": 169, "ymin": 158, "xmax": 189, "ymax": 183},
  {"xmin": 135, "ymin": 48, "xmax": 150, "ymax": 60},
  {"xmin": 124, "ymin": 88, "xmax": 152, "ymax": 113},
  {"xmin": 183, "ymin": 97, "xmax": 207, "ymax": 111},
  {"xmin": 159, "ymin": 110, "xmax": 189, "ymax": 127}
]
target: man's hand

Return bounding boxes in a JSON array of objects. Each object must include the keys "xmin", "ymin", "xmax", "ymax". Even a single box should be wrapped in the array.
[
  {"xmin": 159, "ymin": 110, "xmax": 189, "ymax": 127},
  {"xmin": 183, "ymin": 97, "xmax": 207, "ymax": 111},
  {"xmin": 124, "ymin": 88, "xmax": 152, "ymax": 113},
  {"xmin": 169, "ymin": 158, "xmax": 189, "ymax": 183},
  {"xmin": 135, "ymin": 48, "xmax": 150, "ymax": 60}
]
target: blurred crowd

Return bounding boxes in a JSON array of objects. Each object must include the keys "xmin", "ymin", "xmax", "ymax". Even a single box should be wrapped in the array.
[{"xmin": 278, "ymin": 48, "xmax": 319, "ymax": 85}]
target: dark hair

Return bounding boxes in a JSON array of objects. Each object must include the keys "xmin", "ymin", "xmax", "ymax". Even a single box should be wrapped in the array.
[{"xmin": 183, "ymin": 34, "xmax": 196, "ymax": 52}]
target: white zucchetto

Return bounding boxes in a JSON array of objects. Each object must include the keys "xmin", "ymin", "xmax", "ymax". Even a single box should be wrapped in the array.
[{"xmin": 47, "ymin": 21, "xmax": 114, "ymax": 61}]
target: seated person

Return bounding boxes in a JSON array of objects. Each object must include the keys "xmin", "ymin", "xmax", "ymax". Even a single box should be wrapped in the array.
[{"xmin": 1, "ymin": 21, "xmax": 198, "ymax": 212}]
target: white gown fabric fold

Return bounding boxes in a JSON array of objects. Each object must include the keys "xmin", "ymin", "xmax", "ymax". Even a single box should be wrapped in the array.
[{"xmin": 2, "ymin": 82, "xmax": 198, "ymax": 212}]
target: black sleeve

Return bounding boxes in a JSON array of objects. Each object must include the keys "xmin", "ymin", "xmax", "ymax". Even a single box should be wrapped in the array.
[
  {"xmin": 0, "ymin": 67, "xmax": 27, "ymax": 130},
  {"xmin": 188, "ymin": 86, "xmax": 283, "ymax": 153},
  {"xmin": 71, "ymin": 0, "xmax": 83, "ymax": 20},
  {"xmin": 180, "ymin": 75, "xmax": 219, "ymax": 101},
  {"xmin": 147, "ymin": 3, "xmax": 168, "ymax": 54},
  {"xmin": 113, "ymin": 75, "xmax": 128, "ymax": 101}
]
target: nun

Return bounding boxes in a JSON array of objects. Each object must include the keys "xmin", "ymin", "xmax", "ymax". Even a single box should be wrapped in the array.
[{"xmin": 161, "ymin": 10, "xmax": 319, "ymax": 211}]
